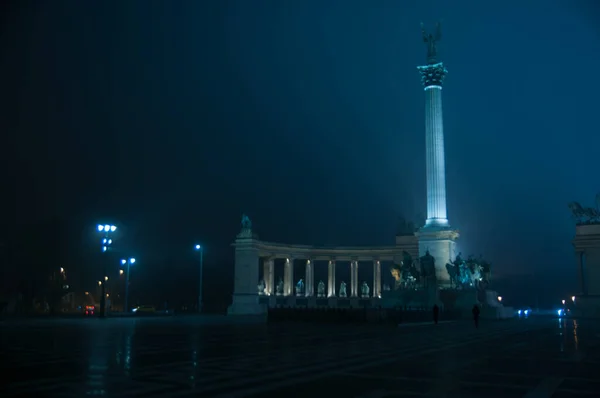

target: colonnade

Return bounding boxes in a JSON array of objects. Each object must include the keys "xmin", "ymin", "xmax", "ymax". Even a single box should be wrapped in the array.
[{"xmin": 262, "ymin": 258, "xmax": 382, "ymax": 298}]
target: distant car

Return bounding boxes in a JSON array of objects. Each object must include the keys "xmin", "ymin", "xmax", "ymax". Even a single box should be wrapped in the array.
[
  {"xmin": 84, "ymin": 305, "xmax": 95, "ymax": 316},
  {"xmin": 132, "ymin": 305, "xmax": 155, "ymax": 314},
  {"xmin": 517, "ymin": 307, "xmax": 532, "ymax": 316}
]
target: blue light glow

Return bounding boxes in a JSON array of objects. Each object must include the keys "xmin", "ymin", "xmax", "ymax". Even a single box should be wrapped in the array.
[
  {"xmin": 130, "ymin": 258, "xmax": 135, "ymax": 264},
  {"xmin": 424, "ymin": 85, "xmax": 443, "ymax": 91},
  {"xmin": 108, "ymin": 239, "xmax": 112, "ymax": 244},
  {"xmin": 104, "ymin": 225, "xmax": 110, "ymax": 231},
  {"xmin": 97, "ymin": 225, "xmax": 104, "ymax": 232},
  {"xmin": 557, "ymin": 309, "xmax": 563, "ymax": 316},
  {"xmin": 121, "ymin": 259, "xmax": 126, "ymax": 265},
  {"xmin": 518, "ymin": 310, "xmax": 522, "ymax": 315},
  {"xmin": 110, "ymin": 225, "xmax": 116, "ymax": 232},
  {"xmin": 102, "ymin": 246, "xmax": 107, "ymax": 252},
  {"xmin": 195, "ymin": 244, "xmax": 201, "ymax": 250}
]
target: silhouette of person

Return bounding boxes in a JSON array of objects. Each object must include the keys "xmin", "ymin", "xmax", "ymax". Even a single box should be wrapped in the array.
[
  {"xmin": 472, "ymin": 305, "xmax": 481, "ymax": 329},
  {"xmin": 433, "ymin": 304, "xmax": 440, "ymax": 324}
]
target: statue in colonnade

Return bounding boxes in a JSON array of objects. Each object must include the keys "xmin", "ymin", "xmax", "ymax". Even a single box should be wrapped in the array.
[{"xmin": 317, "ymin": 280, "xmax": 325, "ymax": 297}]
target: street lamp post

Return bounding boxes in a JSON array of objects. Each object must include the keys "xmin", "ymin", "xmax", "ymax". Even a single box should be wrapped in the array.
[
  {"xmin": 195, "ymin": 244, "xmax": 204, "ymax": 313},
  {"xmin": 120, "ymin": 257, "xmax": 136, "ymax": 312},
  {"xmin": 97, "ymin": 224, "xmax": 117, "ymax": 317}
]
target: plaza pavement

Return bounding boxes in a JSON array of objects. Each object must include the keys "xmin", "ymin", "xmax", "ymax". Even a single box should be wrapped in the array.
[{"xmin": 1, "ymin": 315, "xmax": 599, "ymax": 397}]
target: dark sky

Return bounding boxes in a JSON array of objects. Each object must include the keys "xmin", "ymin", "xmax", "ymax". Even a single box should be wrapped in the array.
[{"xmin": 2, "ymin": 0, "xmax": 599, "ymax": 308}]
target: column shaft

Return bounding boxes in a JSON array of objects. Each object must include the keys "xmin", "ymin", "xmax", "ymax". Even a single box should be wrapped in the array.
[
  {"xmin": 263, "ymin": 259, "xmax": 274, "ymax": 295},
  {"xmin": 373, "ymin": 260, "xmax": 381, "ymax": 298},
  {"xmin": 351, "ymin": 261, "xmax": 358, "ymax": 297},
  {"xmin": 424, "ymin": 86, "xmax": 448, "ymax": 225},
  {"xmin": 305, "ymin": 260, "xmax": 314, "ymax": 297},
  {"xmin": 328, "ymin": 261, "xmax": 336, "ymax": 297},
  {"xmin": 283, "ymin": 258, "xmax": 294, "ymax": 296}
]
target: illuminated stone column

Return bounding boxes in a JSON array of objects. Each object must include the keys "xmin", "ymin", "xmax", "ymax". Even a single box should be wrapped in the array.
[
  {"xmin": 373, "ymin": 260, "xmax": 381, "ymax": 298},
  {"xmin": 327, "ymin": 260, "xmax": 336, "ymax": 297},
  {"xmin": 283, "ymin": 258, "xmax": 294, "ymax": 296},
  {"xmin": 350, "ymin": 260, "xmax": 358, "ymax": 297},
  {"xmin": 263, "ymin": 258, "xmax": 274, "ymax": 295},
  {"xmin": 418, "ymin": 62, "xmax": 449, "ymax": 228},
  {"xmin": 305, "ymin": 259, "xmax": 314, "ymax": 297}
]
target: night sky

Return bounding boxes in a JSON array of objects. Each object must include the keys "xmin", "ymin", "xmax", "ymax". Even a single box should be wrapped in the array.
[{"xmin": 2, "ymin": 0, "xmax": 599, "ymax": 309}]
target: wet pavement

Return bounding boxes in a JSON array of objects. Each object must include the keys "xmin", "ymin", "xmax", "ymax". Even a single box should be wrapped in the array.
[{"xmin": 2, "ymin": 315, "xmax": 600, "ymax": 397}]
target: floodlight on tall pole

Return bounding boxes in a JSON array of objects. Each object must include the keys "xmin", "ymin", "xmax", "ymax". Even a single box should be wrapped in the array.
[
  {"xmin": 120, "ymin": 257, "xmax": 136, "ymax": 312},
  {"xmin": 195, "ymin": 244, "xmax": 204, "ymax": 313},
  {"xmin": 97, "ymin": 224, "xmax": 117, "ymax": 317}
]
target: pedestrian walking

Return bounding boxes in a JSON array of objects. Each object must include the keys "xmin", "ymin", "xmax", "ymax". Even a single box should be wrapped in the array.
[
  {"xmin": 433, "ymin": 304, "xmax": 439, "ymax": 325},
  {"xmin": 472, "ymin": 304, "xmax": 480, "ymax": 329}
]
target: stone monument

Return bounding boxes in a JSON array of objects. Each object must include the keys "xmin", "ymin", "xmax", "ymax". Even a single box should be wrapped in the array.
[
  {"xmin": 228, "ymin": 214, "xmax": 266, "ymax": 315},
  {"xmin": 415, "ymin": 22, "xmax": 459, "ymax": 286}
]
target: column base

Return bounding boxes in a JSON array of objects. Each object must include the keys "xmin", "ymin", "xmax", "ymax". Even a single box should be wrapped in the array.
[
  {"xmin": 417, "ymin": 227, "xmax": 459, "ymax": 285},
  {"xmin": 227, "ymin": 294, "xmax": 267, "ymax": 315}
]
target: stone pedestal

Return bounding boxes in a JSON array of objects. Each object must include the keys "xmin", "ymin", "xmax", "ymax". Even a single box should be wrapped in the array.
[
  {"xmin": 572, "ymin": 224, "xmax": 600, "ymax": 317},
  {"xmin": 417, "ymin": 227, "xmax": 459, "ymax": 286},
  {"xmin": 227, "ymin": 235, "xmax": 266, "ymax": 315}
]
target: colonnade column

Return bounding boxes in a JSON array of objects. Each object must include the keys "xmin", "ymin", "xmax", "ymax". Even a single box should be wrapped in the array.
[
  {"xmin": 305, "ymin": 259, "xmax": 314, "ymax": 297},
  {"xmin": 350, "ymin": 260, "xmax": 358, "ymax": 297},
  {"xmin": 373, "ymin": 260, "xmax": 381, "ymax": 298},
  {"xmin": 327, "ymin": 260, "xmax": 336, "ymax": 297},
  {"xmin": 263, "ymin": 258, "xmax": 275, "ymax": 295},
  {"xmin": 283, "ymin": 258, "xmax": 294, "ymax": 296}
]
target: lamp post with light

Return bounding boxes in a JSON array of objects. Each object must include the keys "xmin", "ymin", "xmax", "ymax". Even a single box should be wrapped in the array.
[
  {"xmin": 195, "ymin": 244, "xmax": 204, "ymax": 313},
  {"xmin": 120, "ymin": 257, "xmax": 136, "ymax": 312},
  {"xmin": 97, "ymin": 224, "xmax": 117, "ymax": 317}
]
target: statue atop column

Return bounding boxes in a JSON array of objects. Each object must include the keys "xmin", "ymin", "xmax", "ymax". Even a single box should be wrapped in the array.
[
  {"xmin": 361, "ymin": 281, "xmax": 370, "ymax": 298},
  {"xmin": 421, "ymin": 21, "xmax": 442, "ymax": 64},
  {"xmin": 339, "ymin": 281, "xmax": 347, "ymax": 298},
  {"xmin": 295, "ymin": 279, "xmax": 305, "ymax": 296},
  {"xmin": 237, "ymin": 213, "xmax": 254, "ymax": 238},
  {"xmin": 276, "ymin": 277, "xmax": 284, "ymax": 296},
  {"xmin": 317, "ymin": 280, "xmax": 325, "ymax": 297}
]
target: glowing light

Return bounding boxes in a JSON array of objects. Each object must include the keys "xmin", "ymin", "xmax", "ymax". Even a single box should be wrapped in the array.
[
  {"xmin": 102, "ymin": 246, "xmax": 107, "ymax": 252},
  {"xmin": 104, "ymin": 225, "xmax": 110, "ymax": 231},
  {"xmin": 130, "ymin": 258, "xmax": 135, "ymax": 264},
  {"xmin": 518, "ymin": 310, "xmax": 522, "ymax": 315},
  {"xmin": 103, "ymin": 238, "xmax": 107, "ymax": 244},
  {"xmin": 60, "ymin": 267, "xmax": 64, "ymax": 273},
  {"xmin": 524, "ymin": 310, "xmax": 529, "ymax": 315},
  {"xmin": 424, "ymin": 85, "xmax": 443, "ymax": 91},
  {"xmin": 121, "ymin": 259, "xmax": 126, "ymax": 265},
  {"xmin": 104, "ymin": 276, "xmax": 108, "ymax": 281},
  {"xmin": 120, "ymin": 270, "xmax": 124, "ymax": 275},
  {"xmin": 97, "ymin": 225, "xmax": 104, "ymax": 232},
  {"xmin": 497, "ymin": 296, "xmax": 502, "ymax": 302},
  {"xmin": 571, "ymin": 296, "xmax": 576, "ymax": 302},
  {"xmin": 85, "ymin": 291, "xmax": 89, "ymax": 295},
  {"xmin": 108, "ymin": 239, "xmax": 112, "ymax": 244},
  {"xmin": 557, "ymin": 309, "xmax": 563, "ymax": 316},
  {"xmin": 195, "ymin": 244, "xmax": 201, "ymax": 250},
  {"xmin": 562, "ymin": 299, "xmax": 566, "ymax": 305},
  {"xmin": 98, "ymin": 281, "xmax": 102, "ymax": 286}
]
